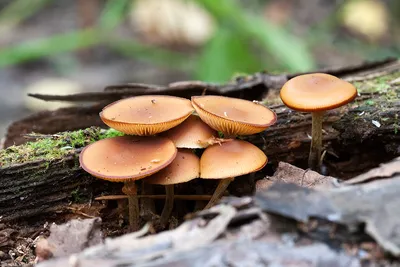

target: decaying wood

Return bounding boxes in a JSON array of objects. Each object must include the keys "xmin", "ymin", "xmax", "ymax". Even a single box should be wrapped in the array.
[
  {"xmin": 36, "ymin": 158, "xmax": 400, "ymax": 267},
  {"xmin": 255, "ymin": 157, "xmax": 400, "ymax": 256},
  {"xmin": 4, "ymin": 103, "xmax": 106, "ymax": 148},
  {"xmin": 0, "ymin": 60, "xmax": 399, "ymax": 223},
  {"xmin": 5, "ymin": 58, "xmax": 399, "ymax": 147},
  {"xmin": 27, "ymin": 57, "xmax": 398, "ymax": 103},
  {"xmin": 0, "ymin": 155, "xmax": 86, "ymax": 222},
  {"xmin": 36, "ymin": 200, "xmax": 362, "ymax": 267}
]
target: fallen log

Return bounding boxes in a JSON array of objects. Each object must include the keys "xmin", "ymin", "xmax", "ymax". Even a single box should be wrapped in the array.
[
  {"xmin": 4, "ymin": 58, "xmax": 399, "ymax": 147},
  {"xmin": 0, "ymin": 64, "xmax": 399, "ymax": 223}
]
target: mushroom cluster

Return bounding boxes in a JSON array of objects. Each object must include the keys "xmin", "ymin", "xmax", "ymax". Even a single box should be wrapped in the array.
[{"xmin": 79, "ymin": 94, "xmax": 276, "ymax": 231}]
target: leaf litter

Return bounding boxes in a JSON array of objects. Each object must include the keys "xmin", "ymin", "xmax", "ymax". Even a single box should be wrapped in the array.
[{"xmin": 16, "ymin": 159, "xmax": 400, "ymax": 266}]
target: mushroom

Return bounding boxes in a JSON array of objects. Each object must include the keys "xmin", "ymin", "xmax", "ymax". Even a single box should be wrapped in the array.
[
  {"xmin": 99, "ymin": 95, "xmax": 194, "ymax": 220},
  {"xmin": 190, "ymin": 95, "xmax": 276, "ymax": 208},
  {"xmin": 160, "ymin": 114, "xmax": 220, "ymax": 213},
  {"xmin": 79, "ymin": 135, "xmax": 177, "ymax": 231},
  {"xmin": 160, "ymin": 114, "xmax": 223, "ymax": 148},
  {"xmin": 100, "ymin": 95, "xmax": 194, "ymax": 136},
  {"xmin": 191, "ymin": 95, "xmax": 277, "ymax": 137},
  {"xmin": 145, "ymin": 148, "xmax": 200, "ymax": 226},
  {"xmin": 200, "ymin": 139, "xmax": 267, "ymax": 209},
  {"xmin": 280, "ymin": 73, "xmax": 357, "ymax": 171}
]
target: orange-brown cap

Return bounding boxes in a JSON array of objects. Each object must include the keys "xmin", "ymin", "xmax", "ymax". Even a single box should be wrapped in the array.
[
  {"xmin": 145, "ymin": 148, "xmax": 200, "ymax": 185},
  {"xmin": 160, "ymin": 114, "xmax": 217, "ymax": 148},
  {"xmin": 100, "ymin": 95, "xmax": 194, "ymax": 135},
  {"xmin": 79, "ymin": 136, "xmax": 177, "ymax": 182},
  {"xmin": 200, "ymin": 139, "xmax": 267, "ymax": 179},
  {"xmin": 191, "ymin": 95, "xmax": 277, "ymax": 136},
  {"xmin": 280, "ymin": 73, "xmax": 358, "ymax": 112}
]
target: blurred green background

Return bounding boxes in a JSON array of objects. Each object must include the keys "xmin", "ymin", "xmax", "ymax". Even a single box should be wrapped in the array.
[{"xmin": 0, "ymin": 0, "xmax": 399, "ymax": 137}]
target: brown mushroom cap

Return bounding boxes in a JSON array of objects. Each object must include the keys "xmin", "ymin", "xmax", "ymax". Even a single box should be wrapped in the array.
[
  {"xmin": 100, "ymin": 95, "xmax": 194, "ymax": 135},
  {"xmin": 160, "ymin": 114, "xmax": 217, "ymax": 148},
  {"xmin": 145, "ymin": 148, "xmax": 200, "ymax": 185},
  {"xmin": 280, "ymin": 73, "xmax": 358, "ymax": 112},
  {"xmin": 191, "ymin": 95, "xmax": 277, "ymax": 136},
  {"xmin": 79, "ymin": 136, "xmax": 177, "ymax": 182},
  {"xmin": 200, "ymin": 139, "xmax": 267, "ymax": 179}
]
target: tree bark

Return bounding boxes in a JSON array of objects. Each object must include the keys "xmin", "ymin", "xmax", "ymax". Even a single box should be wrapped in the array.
[{"xmin": 0, "ymin": 61, "xmax": 399, "ymax": 222}]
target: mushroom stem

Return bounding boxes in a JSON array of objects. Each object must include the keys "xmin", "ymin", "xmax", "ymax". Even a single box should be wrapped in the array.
[
  {"xmin": 141, "ymin": 182, "xmax": 156, "ymax": 214},
  {"xmin": 160, "ymin": 184, "xmax": 174, "ymax": 226},
  {"xmin": 122, "ymin": 181, "xmax": 139, "ymax": 232},
  {"xmin": 309, "ymin": 111, "xmax": 324, "ymax": 171},
  {"xmin": 224, "ymin": 134, "xmax": 236, "ymax": 139},
  {"xmin": 204, "ymin": 177, "xmax": 234, "ymax": 209}
]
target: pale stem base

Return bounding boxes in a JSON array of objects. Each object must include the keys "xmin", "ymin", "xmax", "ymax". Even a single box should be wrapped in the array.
[
  {"xmin": 308, "ymin": 111, "xmax": 324, "ymax": 171},
  {"xmin": 204, "ymin": 177, "xmax": 234, "ymax": 209},
  {"xmin": 122, "ymin": 181, "xmax": 139, "ymax": 232},
  {"xmin": 160, "ymin": 184, "xmax": 174, "ymax": 226}
]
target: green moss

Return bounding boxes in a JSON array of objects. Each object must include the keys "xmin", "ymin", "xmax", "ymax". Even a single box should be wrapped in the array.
[
  {"xmin": 0, "ymin": 127, "xmax": 124, "ymax": 168},
  {"xmin": 352, "ymin": 71, "xmax": 400, "ymax": 95},
  {"xmin": 352, "ymin": 71, "xmax": 399, "ymax": 113},
  {"xmin": 70, "ymin": 187, "xmax": 85, "ymax": 203}
]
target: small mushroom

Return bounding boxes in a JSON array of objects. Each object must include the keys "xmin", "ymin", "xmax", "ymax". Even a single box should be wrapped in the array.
[
  {"xmin": 190, "ymin": 95, "xmax": 276, "ymax": 208},
  {"xmin": 191, "ymin": 95, "xmax": 277, "ymax": 137},
  {"xmin": 161, "ymin": 114, "xmax": 222, "ymax": 211},
  {"xmin": 200, "ymin": 139, "xmax": 267, "ymax": 209},
  {"xmin": 160, "ymin": 114, "xmax": 221, "ymax": 148},
  {"xmin": 79, "ymin": 135, "xmax": 177, "ymax": 231},
  {"xmin": 280, "ymin": 73, "xmax": 357, "ymax": 171},
  {"xmin": 145, "ymin": 149, "xmax": 200, "ymax": 226},
  {"xmin": 100, "ymin": 95, "xmax": 194, "ymax": 135}
]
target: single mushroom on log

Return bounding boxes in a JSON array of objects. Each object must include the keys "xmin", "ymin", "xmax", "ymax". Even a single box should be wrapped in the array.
[
  {"xmin": 79, "ymin": 136, "xmax": 177, "ymax": 231},
  {"xmin": 280, "ymin": 73, "xmax": 358, "ymax": 171},
  {"xmin": 190, "ymin": 95, "xmax": 277, "ymax": 208}
]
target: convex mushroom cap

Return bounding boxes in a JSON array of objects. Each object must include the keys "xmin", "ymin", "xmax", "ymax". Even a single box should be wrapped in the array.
[
  {"xmin": 100, "ymin": 95, "xmax": 194, "ymax": 135},
  {"xmin": 200, "ymin": 139, "xmax": 267, "ymax": 179},
  {"xmin": 79, "ymin": 136, "xmax": 177, "ymax": 182},
  {"xmin": 160, "ymin": 114, "xmax": 217, "ymax": 148},
  {"xmin": 146, "ymin": 149, "xmax": 200, "ymax": 185},
  {"xmin": 280, "ymin": 73, "xmax": 358, "ymax": 112},
  {"xmin": 191, "ymin": 95, "xmax": 277, "ymax": 136}
]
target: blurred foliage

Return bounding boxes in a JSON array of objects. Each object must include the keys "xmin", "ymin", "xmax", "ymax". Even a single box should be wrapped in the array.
[
  {"xmin": 196, "ymin": 0, "xmax": 316, "ymax": 81},
  {"xmin": 0, "ymin": 0, "xmax": 398, "ymax": 83},
  {"xmin": 0, "ymin": 0, "xmax": 51, "ymax": 28}
]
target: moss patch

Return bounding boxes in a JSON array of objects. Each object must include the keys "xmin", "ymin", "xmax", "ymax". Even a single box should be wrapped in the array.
[
  {"xmin": 353, "ymin": 71, "xmax": 400, "ymax": 96},
  {"xmin": 0, "ymin": 127, "xmax": 124, "ymax": 168}
]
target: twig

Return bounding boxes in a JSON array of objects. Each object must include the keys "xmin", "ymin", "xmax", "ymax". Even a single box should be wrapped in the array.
[{"xmin": 95, "ymin": 194, "xmax": 214, "ymax": 201}]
